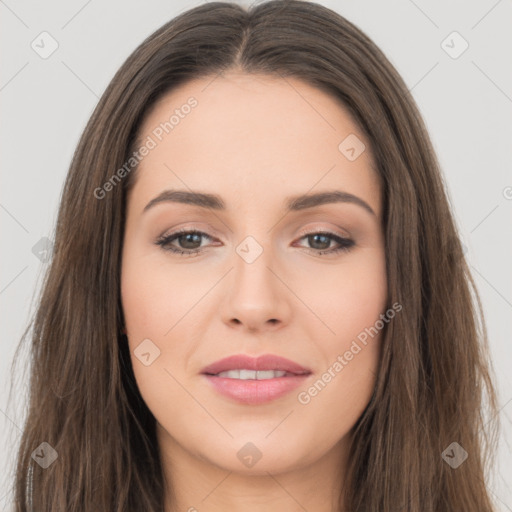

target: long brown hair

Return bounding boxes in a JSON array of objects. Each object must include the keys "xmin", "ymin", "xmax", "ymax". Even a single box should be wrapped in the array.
[{"xmin": 9, "ymin": 1, "xmax": 500, "ymax": 510}]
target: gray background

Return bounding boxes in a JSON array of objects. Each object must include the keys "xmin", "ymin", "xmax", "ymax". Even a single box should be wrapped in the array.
[{"xmin": 1, "ymin": 0, "xmax": 511, "ymax": 509}]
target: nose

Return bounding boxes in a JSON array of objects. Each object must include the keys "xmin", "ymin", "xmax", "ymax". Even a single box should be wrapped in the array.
[{"xmin": 219, "ymin": 242, "xmax": 291, "ymax": 333}]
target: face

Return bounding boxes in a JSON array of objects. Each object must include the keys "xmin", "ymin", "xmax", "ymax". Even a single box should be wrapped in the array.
[{"xmin": 121, "ymin": 71, "xmax": 387, "ymax": 477}]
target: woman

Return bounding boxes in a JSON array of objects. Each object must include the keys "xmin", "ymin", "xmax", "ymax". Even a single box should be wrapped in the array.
[{"xmin": 9, "ymin": 1, "xmax": 500, "ymax": 510}]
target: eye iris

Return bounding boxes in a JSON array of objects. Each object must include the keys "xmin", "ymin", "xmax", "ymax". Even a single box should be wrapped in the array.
[
  {"xmin": 179, "ymin": 233, "xmax": 202, "ymax": 249},
  {"xmin": 308, "ymin": 233, "xmax": 330, "ymax": 250}
]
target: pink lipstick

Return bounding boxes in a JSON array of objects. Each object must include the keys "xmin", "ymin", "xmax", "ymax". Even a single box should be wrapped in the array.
[{"xmin": 201, "ymin": 354, "xmax": 311, "ymax": 405}]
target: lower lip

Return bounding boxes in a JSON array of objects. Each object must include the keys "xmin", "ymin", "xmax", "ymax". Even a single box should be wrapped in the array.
[{"xmin": 203, "ymin": 374, "xmax": 310, "ymax": 405}]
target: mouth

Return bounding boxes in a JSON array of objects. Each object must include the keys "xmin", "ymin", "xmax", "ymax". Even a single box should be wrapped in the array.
[{"xmin": 201, "ymin": 354, "xmax": 312, "ymax": 405}]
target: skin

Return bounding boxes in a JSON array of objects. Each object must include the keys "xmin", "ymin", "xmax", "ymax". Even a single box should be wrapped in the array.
[{"xmin": 120, "ymin": 70, "xmax": 387, "ymax": 512}]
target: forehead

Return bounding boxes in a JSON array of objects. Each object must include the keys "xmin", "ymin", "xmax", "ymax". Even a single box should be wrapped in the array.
[{"xmin": 130, "ymin": 72, "xmax": 381, "ymax": 218}]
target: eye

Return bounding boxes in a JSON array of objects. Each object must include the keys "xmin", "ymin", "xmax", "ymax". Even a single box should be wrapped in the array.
[
  {"xmin": 293, "ymin": 229, "xmax": 355, "ymax": 256},
  {"xmin": 155, "ymin": 228, "xmax": 214, "ymax": 257},
  {"xmin": 155, "ymin": 228, "xmax": 355, "ymax": 257}
]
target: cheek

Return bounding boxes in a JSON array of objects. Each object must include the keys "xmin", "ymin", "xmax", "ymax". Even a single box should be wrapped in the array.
[
  {"xmin": 120, "ymin": 245, "xmax": 209, "ymax": 390},
  {"xmin": 121, "ymin": 252, "xmax": 202, "ymax": 338},
  {"xmin": 302, "ymin": 247, "xmax": 388, "ymax": 346},
  {"xmin": 293, "ymin": 250, "xmax": 386, "ymax": 420},
  {"xmin": 120, "ymin": 255, "xmax": 196, "ymax": 429}
]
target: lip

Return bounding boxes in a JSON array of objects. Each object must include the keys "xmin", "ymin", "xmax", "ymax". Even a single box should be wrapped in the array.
[
  {"xmin": 201, "ymin": 354, "xmax": 312, "ymax": 405},
  {"xmin": 201, "ymin": 354, "xmax": 311, "ymax": 376}
]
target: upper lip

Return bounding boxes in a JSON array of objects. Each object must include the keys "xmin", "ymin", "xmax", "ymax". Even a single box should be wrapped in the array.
[{"xmin": 201, "ymin": 354, "xmax": 311, "ymax": 376}]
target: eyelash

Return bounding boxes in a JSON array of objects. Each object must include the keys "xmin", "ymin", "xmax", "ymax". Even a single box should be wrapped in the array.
[{"xmin": 155, "ymin": 227, "xmax": 355, "ymax": 257}]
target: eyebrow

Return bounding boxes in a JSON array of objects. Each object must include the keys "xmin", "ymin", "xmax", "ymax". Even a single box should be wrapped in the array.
[{"xmin": 143, "ymin": 189, "xmax": 376, "ymax": 217}]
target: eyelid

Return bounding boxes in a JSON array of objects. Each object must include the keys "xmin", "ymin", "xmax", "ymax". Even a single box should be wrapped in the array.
[
  {"xmin": 155, "ymin": 223, "xmax": 217, "ymax": 244},
  {"xmin": 294, "ymin": 224, "xmax": 350, "ymax": 240}
]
